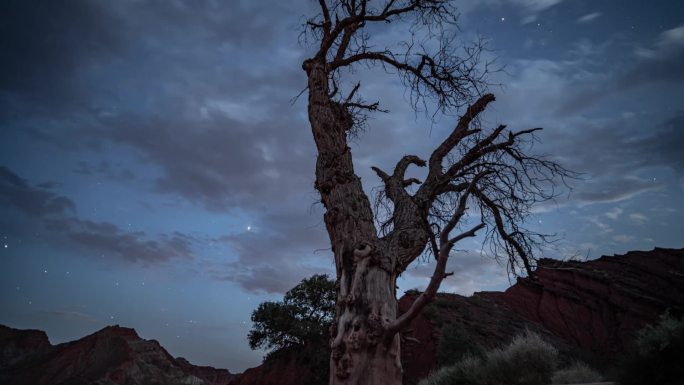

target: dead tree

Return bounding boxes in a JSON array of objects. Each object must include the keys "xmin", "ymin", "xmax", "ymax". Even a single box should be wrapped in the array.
[{"xmin": 300, "ymin": 1, "xmax": 572, "ymax": 384}]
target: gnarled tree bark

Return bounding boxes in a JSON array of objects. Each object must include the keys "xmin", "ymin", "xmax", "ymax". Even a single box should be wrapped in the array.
[{"xmin": 300, "ymin": 2, "xmax": 573, "ymax": 384}]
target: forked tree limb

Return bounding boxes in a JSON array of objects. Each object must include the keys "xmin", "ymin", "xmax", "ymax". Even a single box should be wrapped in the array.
[{"xmin": 384, "ymin": 221, "xmax": 484, "ymax": 340}]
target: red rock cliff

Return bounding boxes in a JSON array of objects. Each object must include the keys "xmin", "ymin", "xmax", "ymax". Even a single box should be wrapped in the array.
[{"xmin": 495, "ymin": 247, "xmax": 684, "ymax": 354}]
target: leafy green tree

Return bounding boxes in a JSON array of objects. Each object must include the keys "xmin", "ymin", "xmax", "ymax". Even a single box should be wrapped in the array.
[{"xmin": 248, "ymin": 274, "xmax": 336, "ymax": 353}]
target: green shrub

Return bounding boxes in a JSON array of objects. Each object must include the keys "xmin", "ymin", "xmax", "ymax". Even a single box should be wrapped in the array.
[
  {"xmin": 618, "ymin": 310, "xmax": 684, "ymax": 385},
  {"xmin": 418, "ymin": 355, "xmax": 486, "ymax": 385},
  {"xmin": 419, "ymin": 331, "xmax": 558, "ymax": 385},
  {"xmin": 485, "ymin": 330, "xmax": 559, "ymax": 385},
  {"xmin": 551, "ymin": 361, "xmax": 602, "ymax": 384}
]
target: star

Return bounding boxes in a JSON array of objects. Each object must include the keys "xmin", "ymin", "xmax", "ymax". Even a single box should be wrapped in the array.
[
  {"xmin": 3, "ymin": 244, "xmax": 7, "ymax": 248},
  {"xmin": 246, "ymin": 225, "xmax": 252, "ymax": 231},
  {"xmin": 501, "ymin": 17, "xmax": 505, "ymax": 22}
]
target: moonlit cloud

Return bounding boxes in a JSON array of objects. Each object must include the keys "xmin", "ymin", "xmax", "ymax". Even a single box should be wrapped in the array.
[{"xmin": 577, "ymin": 12, "xmax": 602, "ymax": 23}]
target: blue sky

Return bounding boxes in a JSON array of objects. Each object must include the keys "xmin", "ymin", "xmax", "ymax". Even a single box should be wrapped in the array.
[{"xmin": 1, "ymin": 0, "xmax": 683, "ymax": 372}]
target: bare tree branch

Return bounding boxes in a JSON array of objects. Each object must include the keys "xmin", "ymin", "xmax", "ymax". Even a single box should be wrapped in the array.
[{"xmin": 385, "ymin": 220, "xmax": 484, "ymax": 339}]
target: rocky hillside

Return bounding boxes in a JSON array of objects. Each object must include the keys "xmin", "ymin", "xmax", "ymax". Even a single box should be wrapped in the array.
[
  {"xmin": 0, "ymin": 324, "xmax": 237, "ymax": 385},
  {"xmin": 496, "ymin": 247, "xmax": 684, "ymax": 354},
  {"xmin": 402, "ymin": 247, "xmax": 684, "ymax": 382}
]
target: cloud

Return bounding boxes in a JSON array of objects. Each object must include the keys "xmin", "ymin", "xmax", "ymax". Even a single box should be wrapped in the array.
[
  {"xmin": 41, "ymin": 309, "xmax": 99, "ymax": 324},
  {"xmin": 456, "ymin": 0, "xmax": 563, "ymax": 24},
  {"xmin": 221, "ymin": 263, "xmax": 331, "ymax": 294},
  {"xmin": 66, "ymin": 221, "xmax": 195, "ymax": 264},
  {"xmin": 0, "ymin": 0, "xmax": 307, "ymax": 114},
  {"xmin": 402, "ymin": 250, "xmax": 509, "ymax": 296},
  {"xmin": 0, "ymin": 166, "xmax": 196, "ymax": 265},
  {"xmin": 490, "ymin": 51, "xmax": 683, "ymax": 208},
  {"xmin": 0, "ymin": 166, "xmax": 76, "ymax": 218},
  {"xmin": 1, "ymin": 0, "xmax": 315, "ymax": 213},
  {"xmin": 605, "ymin": 207, "xmax": 623, "ymax": 220},
  {"xmin": 506, "ymin": 0, "xmax": 563, "ymax": 24},
  {"xmin": 659, "ymin": 25, "xmax": 684, "ymax": 47},
  {"xmin": 559, "ymin": 26, "xmax": 684, "ymax": 115},
  {"xmin": 612, "ymin": 234, "xmax": 635, "ymax": 243},
  {"xmin": 206, "ymin": 207, "xmax": 334, "ymax": 293},
  {"xmin": 574, "ymin": 176, "xmax": 662, "ymax": 206},
  {"xmin": 577, "ymin": 12, "xmax": 601, "ymax": 23},
  {"xmin": 629, "ymin": 213, "xmax": 648, "ymax": 224},
  {"xmin": 73, "ymin": 161, "xmax": 136, "ymax": 182},
  {"xmin": 509, "ymin": 0, "xmax": 563, "ymax": 12},
  {"xmin": 95, "ymin": 105, "xmax": 313, "ymax": 212},
  {"xmin": 587, "ymin": 216, "xmax": 612, "ymax": 234}
]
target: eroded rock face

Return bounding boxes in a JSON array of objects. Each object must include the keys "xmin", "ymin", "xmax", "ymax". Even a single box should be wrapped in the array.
[
  {"xmin": 0, "ymin": 325, "xmax": 237, "ymax": 385},
  {"xmin": 496, "ymin": 247, "xmax": 684, "ymax": 355},
  {"xmin": 400, "ymin": 247, "xmax": 684, "ymax": 383},
  {"xmin": 0, "ymin": 325, "xmax": 51, "ymax": 369}
]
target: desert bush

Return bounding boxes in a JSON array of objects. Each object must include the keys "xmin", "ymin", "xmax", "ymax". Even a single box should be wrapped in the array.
[
  {"xmin": 419, "ymin": 330, "xmax": 558, "ymax": 385},
  {"xmin": 485, "ymin": 330, "xmax": 559, "ymax": 385},
  {"xmin": 618, "ymin": 310, "xmax": 684, "ymax": 385},
  {"xmin": 551, "ymin": 361, "xmax": 602, "ymax": 384},
  {"xmin": 419, "ymin": 355, "xmax": 486, "ymax": 385}
]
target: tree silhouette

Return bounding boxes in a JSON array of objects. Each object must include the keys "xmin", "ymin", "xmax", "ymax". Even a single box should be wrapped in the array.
[
  {"xmin": 300, "ymin": 1, "xmax": 573, "ymax": 384},
  {"xmin": 248, "ymin": 274, "xmax": 335, "ymax": 353}
]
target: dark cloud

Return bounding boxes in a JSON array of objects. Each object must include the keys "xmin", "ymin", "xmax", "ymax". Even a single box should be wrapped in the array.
[
  {"xmin": 209, "ymin": 207, "xmax": 333, "ymax": 293},
  {"xmin": 558, "ymin": 26, "xmax": 684, "ymax": 116},
  {"xmin": 219, "ymin": 263, "xmax": 331, "ymax": 295},
  {"xmin": 640, "ymin": 114, "xmax": 684, "ymax": 173},
  {"xmin": 95, "ymin": 107, "xmax": 314, "ymax": 211},
  {"xmin": 65, "ymin": 221, "xmax": 195, "ymax": 264},
  {"xmin": 527, "ymin": 109, "xmax": 684, "ymax": 207},
  {"xmin": 0, "ymin": 0, "xmax": 307, "ymax": 115},
  {"xmin": 1, "ymin": 166, "xmax": 195, "ymax": 265},
  {"xmin": 73, "ymin": 161, "xmax": 136, "ymax": 182},
  {"xmin": 1, "ymin": 0, "xmax": 314, "ymax": 213},
  {"xmin": 402, "ymin": 250, "xmax": 509, "ymax": 295},
  {"xmin": 0, "ymin": 0, "xmax": 324, "ymax": 294},
  {"xmin": 548, "ymin": 113, "xmax": 684, "ymax": 178},
  {"xmin": 0, "ymin": 0, "xmax": 123, "ymax": 110},
  {"xmin": 40, "ymin": 308, "xmax": 99, "ymax": 324},
  {"xmin": 0, "ymin": 166, "xmax": 76, "ymax": 217},
  {"xmin": 573, "ymin": 176, "xmax": 663, "ymax": 205}
]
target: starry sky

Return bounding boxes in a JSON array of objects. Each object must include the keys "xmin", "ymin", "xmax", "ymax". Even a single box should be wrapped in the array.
[{"xmin": 1, "ymin": 0, "xmax": 683, "ymax": 373}]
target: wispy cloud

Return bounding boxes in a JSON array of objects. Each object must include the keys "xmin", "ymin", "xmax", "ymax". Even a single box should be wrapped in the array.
[
  {"xmin": 1, "ymin": 166, "xmax": 196, "ymax": 265},
  {"xmin": 577, "ymin": 12, "xmax": 601, "ymax": 23}
]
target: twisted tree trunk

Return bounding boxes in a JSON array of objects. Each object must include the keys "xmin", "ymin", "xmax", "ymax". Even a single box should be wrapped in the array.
[{"xmin": 305, "ymin": 59, "xmax": 423, "ymax": 385}]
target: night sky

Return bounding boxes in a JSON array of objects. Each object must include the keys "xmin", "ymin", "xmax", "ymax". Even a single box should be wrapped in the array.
[{"xmin": 1, "ymin": 0, "xmax": 683, "ymax": 373}]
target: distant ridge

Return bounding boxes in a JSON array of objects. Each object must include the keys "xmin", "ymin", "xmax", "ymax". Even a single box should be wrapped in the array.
[{"xmin": 0, "ymin": 324, "xmax": 237, "ymax": 385}]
